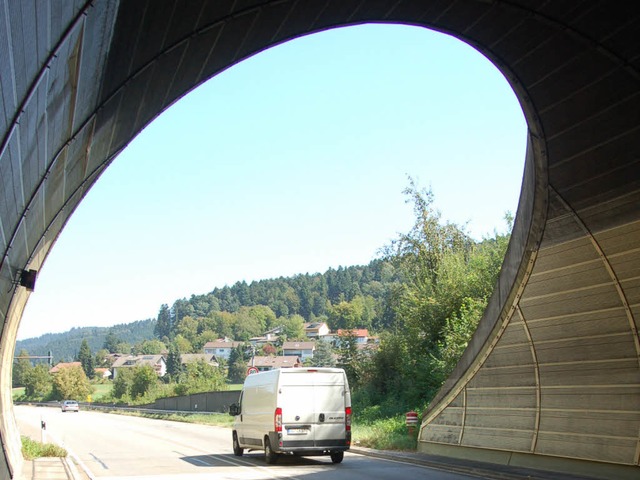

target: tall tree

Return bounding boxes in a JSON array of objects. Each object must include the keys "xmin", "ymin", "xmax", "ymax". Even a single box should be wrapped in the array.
[
  {"xmin": 154, "ymin": 304, "xmax": 172, "ymax": 339},
  {"xmin": 166, "ymin": 343, "xmax": 183, "ymax": 378},
  {"xmin": 77, "ymin": 339, "xmax": 95, "ymax": 379},
  {"xmin": 310, "ymin": 341, "xmax": 335, "ymax": 368},
  {"xmin": 227, "ymin": 346, "xmax": 247, "ymax": 383},
  {"xmin": 112, "ymin": 368, "xmax": 133, "ymax": 399},
  {"xmin": 103, "ymin": 330, "xmax": 120, "ymax": 353},
  {"xmin": 337, "ymin": 330, "xmax": 362, "ymax": 386},
  {"xmin": 23, "ymin": 364, "xmax": 52, "ymax": 398},
  {"xmin": 130, "ymin": 365, "xmax": 158, "ymax": 399},
  {"xmin": 383, "ymin": 178, "xmax": 473, "ymax": 351}
]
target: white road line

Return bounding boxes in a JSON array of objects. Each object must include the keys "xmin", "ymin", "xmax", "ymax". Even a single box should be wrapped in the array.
[{"xmin": 42, "ymin": 428, "xmax": 97, "ymax": 480}]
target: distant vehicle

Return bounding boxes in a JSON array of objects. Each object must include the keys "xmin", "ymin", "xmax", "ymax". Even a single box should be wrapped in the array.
[
  {"xmin": 61, "ymin": 400, "xmax": 79, "ymax": 412},
  {"xmin": 229, "ymin": 367, "xmax": 351, "ymax": 464}
]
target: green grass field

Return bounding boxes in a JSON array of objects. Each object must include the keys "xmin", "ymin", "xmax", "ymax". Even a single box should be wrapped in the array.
[
  {"xmin": 12, "ymin": 387, "xmax": 24, "ymax": 401},
  {"xmin": 12, "ymin": 383, "xmax": 112, "ymax": 402},
  {"xmin": 90, "ymin": 383, "xmax": 112, "ymax": 401}
]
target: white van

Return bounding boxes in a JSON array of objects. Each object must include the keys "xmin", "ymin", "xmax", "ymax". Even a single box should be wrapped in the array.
[{"xmin": 229, "ymin": 367, "xmax": 352, "ymax": 464}]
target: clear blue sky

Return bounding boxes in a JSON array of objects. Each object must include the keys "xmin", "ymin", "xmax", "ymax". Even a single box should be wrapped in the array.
[{"xmin": 18, "ymin": 24, "xmax": 527, "ymax": 340}]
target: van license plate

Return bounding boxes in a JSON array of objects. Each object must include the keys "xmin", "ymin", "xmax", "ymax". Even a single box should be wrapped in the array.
[{"xmin": 287, "ymin": 428, "xmax": 308, "ymax": 435}]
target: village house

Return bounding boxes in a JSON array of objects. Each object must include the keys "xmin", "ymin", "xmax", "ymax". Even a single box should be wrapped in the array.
[
  {"xmin": 179, "ymin": 353, "xmax": 218, "ymax": 368},
  {"xmin": 249, "ymin": 355, "xmax": 302, "ymax": 372},
  {"xmin": 303, "ymin": 322, "xmax": 330, "ymax": 340},
  {"xmin": 282, "ymin": 341, "xmax": 316, "ymax": 360},
  {"xmin": 203, "ymin": 339, "xmax": 243, "ymax": 360},
  {"xmin": 94, "ymin": 367, "xmax": 112, "ymax": 379},
  {"xmin": 325, "ymin": 329, "xmax": 370, "ymax": 346},
  {"xmin": 110, "ymin": 354, "xmax": 166, "ymax": 379},
  {"xmin": 49, "ymin": 362, "xmax": 82, "ymax": 374}
]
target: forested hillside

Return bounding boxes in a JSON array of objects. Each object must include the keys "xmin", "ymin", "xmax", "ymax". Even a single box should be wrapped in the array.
[
  {"xmin": 16, "ymin": 319, "xmax": 156, "ymax": 362},
  {"xmin": 162, "ymin": 259, "xmax": 401, "ymax": 336},
  {"xmin": 16, "ymin": 260, "xmax": 401, "ymax": 360}
]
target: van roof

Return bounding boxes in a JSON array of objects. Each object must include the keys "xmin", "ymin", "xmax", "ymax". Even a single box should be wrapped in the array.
[
  {"xmin": 280, "ymin": 367, "xmax": 344, "ymax": 374},
  {"xmin": 242, "ymin": 367, "xmax": 347, "ymax": 387}
]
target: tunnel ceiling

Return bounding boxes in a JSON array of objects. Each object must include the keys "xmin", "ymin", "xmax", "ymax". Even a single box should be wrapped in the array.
[{"xmin": 1, "ymin": 1, "xmax": 639, "ymax": 478}]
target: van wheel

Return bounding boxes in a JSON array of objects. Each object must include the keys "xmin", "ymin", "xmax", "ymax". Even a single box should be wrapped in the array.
[
  {"xmin": 232, "ymin": 432, "xmax": 243, "ymax": 456},
  {"xmin": 330, "ymin": 451, "xmax": 344, "ymax": 464},
  {"xmin": 264, "ymin": 437, "xmax": 278, "ymax": 464}
]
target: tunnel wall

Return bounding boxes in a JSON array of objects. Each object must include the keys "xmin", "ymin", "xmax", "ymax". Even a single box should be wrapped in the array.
[{"xmin": 1, "ymin": 1, "xmax": 639, "ymax": 478}]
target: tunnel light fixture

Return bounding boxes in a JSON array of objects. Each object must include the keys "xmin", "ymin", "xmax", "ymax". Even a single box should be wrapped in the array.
[{"xmin": 18, "ymin": 269, "xmax": 37, "ymax": 292}]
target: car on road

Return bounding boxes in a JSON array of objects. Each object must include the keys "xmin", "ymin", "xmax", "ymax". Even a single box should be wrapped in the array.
[{"xmin": 61, "ymin": 400, "xmax": 79, "ymax": 412}]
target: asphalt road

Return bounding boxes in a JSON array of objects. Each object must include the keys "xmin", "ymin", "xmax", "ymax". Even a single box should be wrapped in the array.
[{"xmin": 15, "ymin": 405, "xmax": 480, "ymax": 480}]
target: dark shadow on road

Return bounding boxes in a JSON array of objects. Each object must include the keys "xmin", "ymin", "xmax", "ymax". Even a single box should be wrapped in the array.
[{"xmin": 180, "ymin": 452, "xmax": 338, "ymax": 468}]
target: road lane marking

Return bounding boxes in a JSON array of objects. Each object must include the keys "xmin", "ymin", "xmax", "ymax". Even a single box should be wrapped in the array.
[{"xmin": 89, "ymin": 453, "xmax": 109, "ymax": 470}]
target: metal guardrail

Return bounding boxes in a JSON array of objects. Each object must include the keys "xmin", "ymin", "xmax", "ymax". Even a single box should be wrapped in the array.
[{"xmin": 14, "ymin": 401, "xmax": 226, "ymax": 416}]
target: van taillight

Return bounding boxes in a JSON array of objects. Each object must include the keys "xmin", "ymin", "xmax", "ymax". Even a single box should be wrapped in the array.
[
  {"xmin": 275, "ymin": 407, "xmax": 283, "ymax": 432},
  {"xmin": 345, "ymin": 407, "xmax": 352, "ymax": 431}
]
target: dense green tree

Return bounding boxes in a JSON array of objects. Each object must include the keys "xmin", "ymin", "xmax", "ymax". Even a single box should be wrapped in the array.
[
  {"xmin": 175, "ymin": 316, "xmax": 199, "ymax": 346},
  {"xmin": 174, "ymin": 360, "xmax": 226, "ymax": 396},
  {"xmin": 233, "ymin": 306, "xmax": 273, "ymax": 341},
  {"xmin": 193, "ymin": 330, "xmax": 217, "ymax": 351},
  {"xmin": 23, "ymin": 364, "xmax": 52, "ymax": 398},
  {"xmin": 94, "ymin": 348, "xmax": 112, "ymax": 368},
  {"xmin": 103, "ymin": 331, "xmax": 120, "ymax": 353},
  {"xmin": 384, "ymin": 181, "xmax": 472, "ymax": 348},
  {"xmin": 77, "ymin": 339, "xmax": 95, "ymax": 379},
  {"xmin": 51, "ymin": 366, "xmax": 92, "ymax": 401},
  {"xmin": 310, "ymin": 341, "xmax": 335, "ymax": 368},
  {"xmin": 154, "ymin": 304, "xmax": 172, "ymax": 340},
  {"xmin": 166, "ymin": 343, "xmax": 182, "ymax": 378},
  {"xmin": 13, "ymin": 349, "xmax": 32, "ymax": 387},
  {"xmin": 328, "ymin": 300, "xmax": 362, "ymax": 331},
  {"xmin": 365, "ymin": 334, "xmax": 411, "ymax": 402},
  {"xmin": 434, "ymin": 298, "xmax": 487, "ymax": 377},
  {"xmin": 217, "ymin": 287, "xmax": 240, "ymax": 313},
  {"xmin": 352, "ymin": 295, "xmax": 377, "ymax": 331},
  {"xmin": 115, "ymin": 342, "xmax": 132, "ymax": 354},
  {"xmin": 112, "ymin": 368, "xmax": 133, "ymax": 399},
  {"xmin": 337, "ymin": 330, "xmax": 363, "ymax": 386},
  {"xmin": 173, "ymin": 334, "xmax": 193, "ymax": 354},
  {"xmin": 210, "ymin": 311, "xmax": 234, "ymax": 339},
  {"xmin": 248, "ymin": 305, "xmax": 277, "ymax": 331},
  {"xmin": 135, "ymin": 339, "xmax": 166, "ymax": 355},
  {"xmin": 361, "ymin": 179, "xmax": 511, "ymax": 410},
  {"xmin": 227, "ymin": 346, "xmax": 247, "ymax": 383},
  {"xmin": 280, "ymin": 314, "xmax": 305, "ymax": 340},
  {"xmin": 172, "ymin": 298, "xmax": 195, "ymax": 325},
  {"xmin": 130, "ymin": 365, "xmax": 158, "ymax": 398}
]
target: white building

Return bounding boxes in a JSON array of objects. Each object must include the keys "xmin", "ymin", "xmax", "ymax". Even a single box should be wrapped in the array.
[
  {"xmin": 282, "ymin": 341, "xmax": 316, "ymax": 360},
  {"xmin": 203, "ymin": 339, "xmax": 243, "ymax": 360}
]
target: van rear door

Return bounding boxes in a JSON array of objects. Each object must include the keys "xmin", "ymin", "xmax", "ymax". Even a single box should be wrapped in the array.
[
  {"xmin": 279, "ymin": 370, "xmax": 348, "ymax": 449},
  {"xmin": 312, "ymin": 375, "xmax": 348, "ymax": 447}
]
